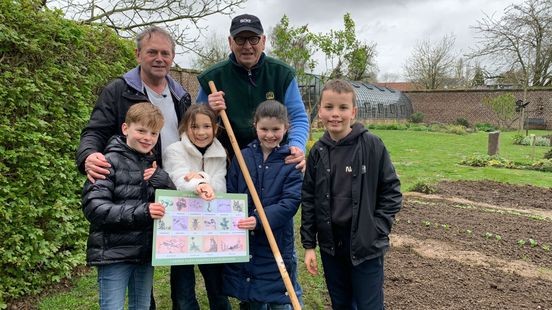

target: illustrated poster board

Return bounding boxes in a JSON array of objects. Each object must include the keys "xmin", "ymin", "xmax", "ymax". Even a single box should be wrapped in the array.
[{"xmin": 152, "ymin": 189, "xmax": 249, "ymax": 266}]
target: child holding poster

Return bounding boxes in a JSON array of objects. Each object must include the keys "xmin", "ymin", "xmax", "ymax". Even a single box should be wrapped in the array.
[
  {"xmin": 82, "ymin": 102, "xmax": 174, "ymax": 309},
  {"xmin": 162, "ymin": 103, "xmax": 231, "ymax": 309},
  {"xmin": 225, "ymin": 100, "xmax": 303, "ymax": 309}
]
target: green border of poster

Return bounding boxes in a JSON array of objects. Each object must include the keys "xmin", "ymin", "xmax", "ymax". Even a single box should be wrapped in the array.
[{"xmin": 152, "ymin": 189, "xmax": 249, "ymax": 266}]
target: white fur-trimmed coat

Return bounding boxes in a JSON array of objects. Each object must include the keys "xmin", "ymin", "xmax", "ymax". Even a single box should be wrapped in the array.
[{"xmin": 162, "ymin": 133, "xmax": 227, "ymax": 193}]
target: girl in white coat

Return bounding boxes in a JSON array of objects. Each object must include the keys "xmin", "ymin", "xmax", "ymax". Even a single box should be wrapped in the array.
[
  {"xmin": 163, "ymin": 104, "xmax": 227, "ymax": 200},
  {"xmin": 162, "ymin": 103, "xmax": 231, "ymax": 309}
]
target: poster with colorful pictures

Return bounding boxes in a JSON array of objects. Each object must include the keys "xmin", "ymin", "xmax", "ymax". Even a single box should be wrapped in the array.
[{"xmin": 152, "ymin": 189, "xmax": 249, "ymax": 266}]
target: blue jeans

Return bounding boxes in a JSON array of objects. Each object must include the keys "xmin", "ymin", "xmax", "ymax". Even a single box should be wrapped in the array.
[
  {"xmin": 170, "ymin": 264, "xmax": 230, "ymax": 310},
  {"xmin": 97, "ymin": 263, "xmax": 154, "ymax": 310},
  {"xmin": 320, "ymin": 228, "xmax": 384, "ymax": 310}
]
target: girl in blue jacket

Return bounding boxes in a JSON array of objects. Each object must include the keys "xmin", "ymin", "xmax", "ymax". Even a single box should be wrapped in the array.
[{"xmin": 225, "ymin": 100, "xmax": 303, "ymax": 309}]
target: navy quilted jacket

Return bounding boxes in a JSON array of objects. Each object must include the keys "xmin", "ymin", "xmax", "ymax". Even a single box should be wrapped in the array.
[{"xmin": 224, "ymin": 140, "xmax": 302, "ymax": 304}]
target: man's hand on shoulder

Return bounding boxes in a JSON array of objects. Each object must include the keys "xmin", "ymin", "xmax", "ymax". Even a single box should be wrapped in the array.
[
  {"xmin": 85, "ymin": 152, "xmax": 110, "ymax": 183},
  {"xmin": 285, "ymin": 146, "xmax": 305, "ymax": 172}
]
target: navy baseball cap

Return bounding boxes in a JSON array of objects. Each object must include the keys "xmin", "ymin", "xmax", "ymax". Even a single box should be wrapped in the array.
[{"xmin": 230, "ymin": 14, "xmax": 264, "ymax": 36}]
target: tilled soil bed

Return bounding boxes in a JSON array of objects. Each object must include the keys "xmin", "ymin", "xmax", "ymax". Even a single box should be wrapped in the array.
[
  {"xmin": 385, "ymin": 180, "xmax": 552, "ymax": 309},
  {"xmin": 435, "ymin": 180, "xmax": 552, "ymax": 211}
]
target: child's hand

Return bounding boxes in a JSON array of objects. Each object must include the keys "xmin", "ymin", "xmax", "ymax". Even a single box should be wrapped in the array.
[
  {"xmin": 237, "ymin": 216, "xmax": 256, "ymax": 230},
  {"xmin": 184, "ymin": 172, "xmax": 203, "ymax": 181},
  {"xmin": 144, "ymin": 161, "xmax": 157, "ymax": 181},
  {"xmin": 304, "ymin": 248, "xmax": 318, "ymax": 275},
  {"xmin": 149, "ymin": 202, "xmax": 165, "ymax": 219},
  {"xmin": 196, "ymin": 183, "xmax": 215, "ymax": 201}
]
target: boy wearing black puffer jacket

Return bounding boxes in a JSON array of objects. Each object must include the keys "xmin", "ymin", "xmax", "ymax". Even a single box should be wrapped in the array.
[{"xmin": 82, "ymin": 102, "xmax": 175, "ymax": 309}]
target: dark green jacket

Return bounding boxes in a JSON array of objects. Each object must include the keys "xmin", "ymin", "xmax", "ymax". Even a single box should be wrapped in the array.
[{"xmin": 197, "ymin": 53, "xmax": 309, "ymax": 151}]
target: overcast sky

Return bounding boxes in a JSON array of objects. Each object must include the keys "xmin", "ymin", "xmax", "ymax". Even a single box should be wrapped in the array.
[{"xmin": 176, "ymin": 0, "xmax": 521, "ymax": 81}]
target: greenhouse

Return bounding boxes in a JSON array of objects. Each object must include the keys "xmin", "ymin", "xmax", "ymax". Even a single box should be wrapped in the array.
[
  {"xmin": 349, "ymin": 81, "xmax": 413, "ymax": 120},
  {"xmin": 299, "ymin": 77, "xmax": 414, "ymax": 122}
]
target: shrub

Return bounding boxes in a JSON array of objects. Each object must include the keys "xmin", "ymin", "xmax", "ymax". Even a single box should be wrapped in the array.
[
  {"xmin": 366, "ymin": 123, "xmax": 468, "ymax": 134},
  {"xmin": 512, "ymin": 134, "xmax": 525, "ymax": 145},
  {"xmin": 428, "ymin": 124, "xmax": 468, "ymax": 135},
  {"xmin": 408, "ymin": 112, "xmax": 424, "ymax": 123},
  {"xmin": 0, "ymin": 0, "xmax": 135, "ymax": 305},
  {"xmin": 529, "ymin": 136, "xmax": 551, "ymax": 147},
  {"xmin": 446, "ymin": 125, "xmax": 469, "ymax": 135},
  {"xmin": 460, "ymin": 154, "xmax": 515, "ymax": 168},
  {"xmin": 409, "ymin": 124, "xmax": 430, "ymax": 131},
  {"xmin": 475, "ymin": 123, "xmax": 497, "ymax": 132},
  {"xmin": 513, "ymin": 135, "xmax": 551, "ymax": 147},
  {"xmin": 530, "ymin": 159, "xmax": 552, "ymax": 172},
  {"xmin": 410, "ymin": 180, "xmax": 437, "ymax": 194},
  {"xmin": 367, "ymin": 123, "xmax": 409, "ymax": 130},
  {"xmin": 454, "ymin": 117, "xmax": 470, "ymax": 128},
  {"xmin": 460, "ymin": 154, "xmax": 551, "ymax": 172},
  {"xmin": 545, "ymin": 148, "xmax": 552, "ymax": 160}
]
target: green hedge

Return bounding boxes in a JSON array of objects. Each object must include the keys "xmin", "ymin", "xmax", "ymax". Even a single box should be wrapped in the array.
[{"xmin": 0, "ymin": 0, "xmax": 135, "ymax": 306}]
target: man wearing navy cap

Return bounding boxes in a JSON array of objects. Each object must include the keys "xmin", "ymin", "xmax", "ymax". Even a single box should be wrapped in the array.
[
  {"xmin": 196, "ymin": 14, "xmax": 309, "ymax": 167},
  {"xmin": 188, "ymin": 13, "xmax": 307, "ymax": 310}
]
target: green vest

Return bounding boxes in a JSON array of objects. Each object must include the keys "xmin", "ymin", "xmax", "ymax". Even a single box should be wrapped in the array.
[{"xmin": 197, "ymin": 54, "xmax": 295, "ymax": 148}]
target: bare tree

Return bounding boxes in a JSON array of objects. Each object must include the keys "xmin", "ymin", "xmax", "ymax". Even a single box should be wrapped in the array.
[
  {"xmin": 45, "ymin": 0, "xmax": 246, "ymax": 54},
  {"xmin": 379, "ymin": 72, "xmax": 400, "ymax": 83},
  {"xmin": 192, "ymin": 33, "xmax": 229, "ymax": 70},
  {"xmin": 446, "ymin": 58, "xmax": 487, "ymax": 89},
  {"xmin": 404, "ymin": 34, "xmax": 457, "ymax": 89},
  {"xmin": 470, "ymin": 0, "xmax": 552, "ymax": 87}
]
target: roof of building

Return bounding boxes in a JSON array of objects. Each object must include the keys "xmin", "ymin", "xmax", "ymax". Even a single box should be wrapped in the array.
[{"xmin": 374, "ymin": 82, "xmax": 418, "ymax": 92}]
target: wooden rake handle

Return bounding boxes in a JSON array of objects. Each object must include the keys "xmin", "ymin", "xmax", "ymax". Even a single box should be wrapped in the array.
[{"xmin": 208, "ymin": 81, "xmax": 301, "ymax": 310}]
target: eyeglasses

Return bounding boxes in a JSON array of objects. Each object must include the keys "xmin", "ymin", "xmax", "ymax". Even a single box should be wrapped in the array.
[{"xmin": 233, "ymin": 36, "xmax": 261, "ymax": 46}]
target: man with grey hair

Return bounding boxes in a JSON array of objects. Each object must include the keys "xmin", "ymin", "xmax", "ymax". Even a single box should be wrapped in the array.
[
  {"xmin": 76, "ymin": 26, "xmax": 191, "ymax": 309},
  {"xmin": 77, "ymin": 26, "xmax": 190, "ymax": 179}
]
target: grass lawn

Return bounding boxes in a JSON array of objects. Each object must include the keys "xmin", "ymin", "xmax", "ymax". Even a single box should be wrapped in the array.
[
  {"xmin": 370, "ymin": 129, "xmax": 551, "ymax": 190},
  {"xmin": 37, "ymin": 128, "xmax": 551, "ymax": 309}
]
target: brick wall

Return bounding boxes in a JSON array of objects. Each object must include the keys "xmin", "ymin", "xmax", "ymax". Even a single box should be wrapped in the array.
[
  {"xmin": 170, "ymin": 66, "xmax": 552, "ymax": 130},
  {"xmin": 405, "ymin": 88, "xmax": 552, "ymax": 130},
  {"xmin": 169, "ymin": 67, "xmax": 201, "ymax": 103}
]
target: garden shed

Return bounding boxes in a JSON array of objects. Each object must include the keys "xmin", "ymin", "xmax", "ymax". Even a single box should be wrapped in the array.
[{"xmin": 349, "ymin": 81, "xmax": 413, "ymax": 120}]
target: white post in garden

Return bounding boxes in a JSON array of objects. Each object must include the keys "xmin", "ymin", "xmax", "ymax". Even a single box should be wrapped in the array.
[
  {"xmin": 488, "ymin": 131, "xmax": 500, "ymax": 156},
  {"xmin": 530, "ymin": 134, "xmax": 536, "ymax": 160}
]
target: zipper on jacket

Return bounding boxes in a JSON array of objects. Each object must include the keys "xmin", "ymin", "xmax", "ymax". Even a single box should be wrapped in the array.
[{"xmin": 247, "ymin": 70, "xmax": 256, "ymax": 87}]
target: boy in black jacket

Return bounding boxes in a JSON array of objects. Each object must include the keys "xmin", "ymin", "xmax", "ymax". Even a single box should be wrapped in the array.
[
  {"xmin": 300, "ymin": 79, "xmax": 402, "ymax": 309},
  {"xmin": 82, "ymin": 102, "xmax": 175, "ymax": 309}
]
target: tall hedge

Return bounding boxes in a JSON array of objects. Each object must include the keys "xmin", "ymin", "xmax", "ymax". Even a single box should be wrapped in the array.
[{"xmin": 0, "ymin": 0, "xmax": 135, "ymax": 306}]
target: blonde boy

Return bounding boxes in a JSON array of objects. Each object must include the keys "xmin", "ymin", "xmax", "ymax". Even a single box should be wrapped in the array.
[{"xmin": 82, "ymin": 102, "xmax": 175, "ymax": 309}]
